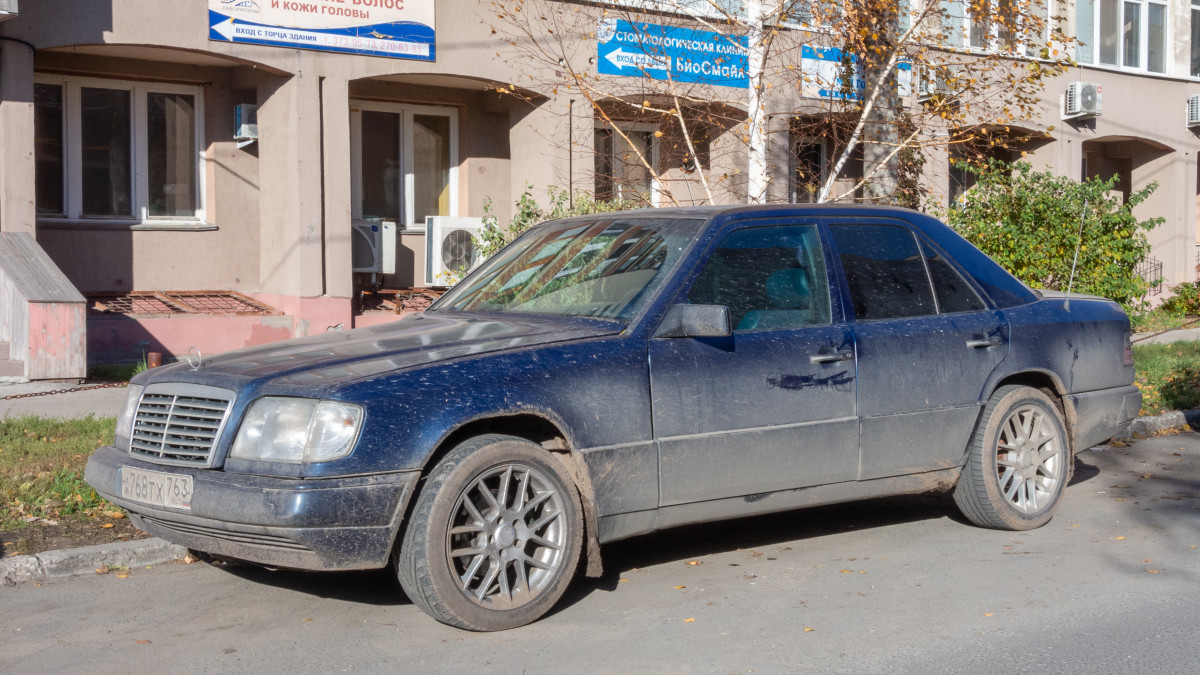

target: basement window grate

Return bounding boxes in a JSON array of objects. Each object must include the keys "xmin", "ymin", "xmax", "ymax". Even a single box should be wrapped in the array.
[{"xmin": 88, "ymin": 291, "xmax": 279, "ymax": 317}]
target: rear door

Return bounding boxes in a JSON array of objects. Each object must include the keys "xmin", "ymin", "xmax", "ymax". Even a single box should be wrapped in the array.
[
  {"xmin": 648, "ymin": 220, "xmax": 859, "ymax": 506},
  {"xmin": 827, "ymin": 219, "xmax": 1008, "ymax": 480}
]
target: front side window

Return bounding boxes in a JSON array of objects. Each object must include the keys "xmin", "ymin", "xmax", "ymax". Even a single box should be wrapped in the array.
[
  {"xmin": 687, "ymin": 224, "xmax": 832, "ymax": 332},
  {"xmin": 436, "ymin": 217, "xmax": 697, "ymax": 322},
  {"xmin": 830, "ymin": 223, "xmax": 937, "ymax": 320},
  {"xmin": 34, "ymin": 76, "xmax": 204, "ymax": 221}
]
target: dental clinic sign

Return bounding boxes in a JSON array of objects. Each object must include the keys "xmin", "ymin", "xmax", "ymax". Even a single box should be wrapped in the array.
[
  {"xmin": 208, "ymin": 0, "xmax": 435, "ymax": 61},
  {"xmin": 596, "ymin": 18, "xmax": 748, "ymax": 89}
]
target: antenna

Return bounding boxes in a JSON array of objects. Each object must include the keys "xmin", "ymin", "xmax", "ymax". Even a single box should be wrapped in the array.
[{"xmin": 1064, "ymin": 199, "xmax": 1088, "ymax": 311}]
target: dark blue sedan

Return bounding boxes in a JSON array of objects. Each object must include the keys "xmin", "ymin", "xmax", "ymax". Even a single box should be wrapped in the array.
[{"xmin": 86, "ymin": 205, "xmax": 1141, "ymax": 630}]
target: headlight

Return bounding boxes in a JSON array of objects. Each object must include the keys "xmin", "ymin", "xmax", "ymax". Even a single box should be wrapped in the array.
[
  {"xmin": 115, "ymin": 384, "xmax": 145, "ymax": 449},
  {"xmin": 230, "ymin": 398, "xmax": 363, "ymax": 463}
]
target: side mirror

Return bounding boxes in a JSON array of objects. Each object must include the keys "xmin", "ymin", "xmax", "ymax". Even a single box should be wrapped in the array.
[{"xmin": 653, "ymin": 304, "xmax": 732, "ymax": 338}]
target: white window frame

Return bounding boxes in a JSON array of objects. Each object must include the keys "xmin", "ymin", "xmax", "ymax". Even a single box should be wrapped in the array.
[
  {"xmin": 594, "ymin": 121, "xmax": 662, "ymax": 207},
  {"xmin": 33, "ymin": 73, "xmax": 206, "ymax": 227},
  {"xmin": 1075, "ymin": 0, "xmax": 1169, "ymax": 75},
  {"xmin": 349, "ymin": 100, "xmax": 459, "ymax": 232}
]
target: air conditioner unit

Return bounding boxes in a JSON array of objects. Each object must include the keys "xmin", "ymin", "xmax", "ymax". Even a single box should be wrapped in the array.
[
  {"xmin": 234, "ymin": 104, "xmax": 258, "ymax": 149},
  {"xmin": 1187, "ymin": 94, "xmax": 1200, "ymax": 128},
  {"xmin": 425, "ymin": 217, "xmax": 485, "ymax": 286},
  {"xmin": 1064, "ymin": 81, "xmax": 1102, "ymax": 119},
  {"xmin": 915, "ymin": 65, "xmax": 953, "ymax": 103},
  {"xmin": 351, "ymin": 220, "xmax": 397, "ymax": 274}
]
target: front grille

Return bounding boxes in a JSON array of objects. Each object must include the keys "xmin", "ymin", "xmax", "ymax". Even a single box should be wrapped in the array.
[{"xmin": 129, "ymin": 384, "xmax": 234, "ymax": 467}]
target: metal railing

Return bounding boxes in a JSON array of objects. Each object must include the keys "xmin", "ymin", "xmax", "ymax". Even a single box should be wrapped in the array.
[{"xmin": 1137, "ymin": 256, "xmax": 1163, "ymax": 296}]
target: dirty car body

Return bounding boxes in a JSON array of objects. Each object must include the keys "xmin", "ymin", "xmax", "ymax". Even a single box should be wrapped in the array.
[{"xmin": 86, "ymin": 205, "xmax": 1140, "ymax": 630}]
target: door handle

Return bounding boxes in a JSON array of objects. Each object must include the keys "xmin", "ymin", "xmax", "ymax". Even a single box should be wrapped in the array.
[
  {"xmin": 966, "ymin": 337, "xmax": 1004, "ymax": 349},
  {"xmin": 810, "ymin": 350, "xmax": 854, "ymax": 364}
]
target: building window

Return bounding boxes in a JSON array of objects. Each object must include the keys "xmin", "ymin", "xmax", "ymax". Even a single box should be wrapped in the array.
[
  {"xmin": 1193, "ymin": 2, "xmax": 1200, "ymax": 76},
  {"xmin": 349, "ymin": 102, "xmax": 457, "ymax": 229},
  {"xmin": 594, "ymin": 124, "xmax": 658, "ymax": 205},
  {"xmin": 34, "ymin": 75, "xmax": 205, "ymax": 222},
  {"xmin": 1076, "ymin": 0, "xmax": 1167, "ymax": 74}
]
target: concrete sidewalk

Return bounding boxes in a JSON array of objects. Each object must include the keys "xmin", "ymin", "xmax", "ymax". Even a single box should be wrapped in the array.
[{"xmin": 0, "ymin": 380, "xmax": 128, "ymax": 420}]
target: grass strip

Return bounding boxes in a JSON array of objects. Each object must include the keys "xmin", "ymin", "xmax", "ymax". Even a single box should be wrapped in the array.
[
  {"xmin": 0, "ymin": 416, "xmax": 120, "ymax": 531},
  {"xmin": 1132, "ymin": 341, "xmax": 1200, "ymax": 415}
]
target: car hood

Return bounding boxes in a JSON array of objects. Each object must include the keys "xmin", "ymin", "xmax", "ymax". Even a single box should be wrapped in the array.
[{"xmin": 137, "ymin": 311, "xmax": 624, "ymax": 393}]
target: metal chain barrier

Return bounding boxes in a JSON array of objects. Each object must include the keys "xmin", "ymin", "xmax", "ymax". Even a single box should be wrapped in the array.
[{"xmin": 2, "ymin": 381, "xmax": 129, "ymax": 400}]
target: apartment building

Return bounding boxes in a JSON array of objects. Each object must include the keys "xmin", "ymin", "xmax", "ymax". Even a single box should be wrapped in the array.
[{"xmin": 0, "ymin": 0, "xmax": 1195, "ymax": 374}]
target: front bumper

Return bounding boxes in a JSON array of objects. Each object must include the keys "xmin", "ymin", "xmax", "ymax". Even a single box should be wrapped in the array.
[
  {"xmin": 1067, "ymin": 384, "xmax": 1142, "ymax": 451},
  {"xmin": 85, "ymin": 445, "xmax": 420, "ymax": 570}
]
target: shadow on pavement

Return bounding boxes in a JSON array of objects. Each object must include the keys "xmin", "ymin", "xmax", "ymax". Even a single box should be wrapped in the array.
[{"xmin": 217, "ymin": 563, "xmax": 409, "ymax": 607}]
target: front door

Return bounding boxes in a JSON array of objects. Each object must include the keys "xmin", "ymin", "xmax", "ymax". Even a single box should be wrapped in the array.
[{"xmin": 648, "ymin": 221, "xmax": 859, "ymax": 507}]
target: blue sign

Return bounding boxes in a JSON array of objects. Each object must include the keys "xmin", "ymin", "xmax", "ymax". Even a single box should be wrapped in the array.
[
  {"xmin": 207, "ymin": 0, "xmax": 435, "ymax": 62},
  {"xmin": 800, "ymin": 45, "xmax": 912, "ymax": 101},
  {"xmin": 596, "ymin": 19, "xmax": 748, "ymax": 89}
]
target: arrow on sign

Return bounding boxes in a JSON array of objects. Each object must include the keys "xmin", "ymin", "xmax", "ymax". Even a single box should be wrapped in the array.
[
  {"xmin": 213, "ymin": 18, "xmax": 236, "ymax": 41},
  {"xmin": 604, "ymin": 47, "xmax": 669, "ymax": 72}
]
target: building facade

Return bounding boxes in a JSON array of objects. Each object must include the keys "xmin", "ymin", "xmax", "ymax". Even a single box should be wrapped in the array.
[{"xmin": 0, "ymin": 0, "xmax": 1196, "ymax": 372}]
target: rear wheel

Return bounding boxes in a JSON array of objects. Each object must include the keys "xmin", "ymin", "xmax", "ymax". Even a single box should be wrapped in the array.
[
  {"xmin": 397, "ymin": 434, "xmax": 582, "ymax": 631},
  {"xmin": 954, "ymin": 386, "xmax": 1070, "ymax": 530}
]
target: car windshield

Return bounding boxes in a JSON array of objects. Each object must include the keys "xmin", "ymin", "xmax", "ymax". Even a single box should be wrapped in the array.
[{"xmin": 433, "ymin": 217, "xmax": 700, "ymax": 321}]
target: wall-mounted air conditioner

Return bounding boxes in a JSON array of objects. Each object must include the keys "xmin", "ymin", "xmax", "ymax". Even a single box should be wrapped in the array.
[
  {"xmin": 425, "ymin": 217, "xmax": 485, "ymax": 286},
  {"xmin": 235, "ymin": 104, "xmax": 258, "ymax": 149},
  {"xmin": 1064, "ymin": 82, "xmax": 1102, "ymax": 119},
  {"xmin": 351, "ymin": 220, "xmax": 397, "ymax": 274},
  {"xmin": 1187, "ymin": 95, "xmax": 1200, "ymax": 128}
]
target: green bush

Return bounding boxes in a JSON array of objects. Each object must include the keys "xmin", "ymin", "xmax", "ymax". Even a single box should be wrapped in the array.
[
  {"xmin": 941, "ymin": 160, "xmax": 1161, "ymax": 310},
  {"xmin": 477, "ymin": 184, "xmax": 637, "ymax": 260},
  {"xmin": 1160, "ymin": 281, "xmax": 1200, "ymax": 316}
]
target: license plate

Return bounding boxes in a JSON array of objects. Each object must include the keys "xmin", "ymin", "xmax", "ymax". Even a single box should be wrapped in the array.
[{"xmin": 120, "ymin": 467, "xmax": 193, "ymax": 510}]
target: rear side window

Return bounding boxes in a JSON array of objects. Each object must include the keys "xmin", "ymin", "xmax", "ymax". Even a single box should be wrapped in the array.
[
  {"xmin": 829, "ymin": 224, "xmax": 935, "ymax": 320},
  {"xmin": 920, "ymin": 239, "xmax": 986, "ymax": 313}
]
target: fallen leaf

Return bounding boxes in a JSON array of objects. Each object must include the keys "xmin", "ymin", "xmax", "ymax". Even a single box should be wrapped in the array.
[
  {"xmin": 1141, "ymin": 473, "xmax": 1152, "ymax": 479},
  {"xmin": 1142, "ymin": 559, "xmax": 1151, "ymax": 563},
  {"xmin": 1190, "ymin": 546, "xmax": 1197, "ymax": 549},
  {"xmin": 840, "ymin": 569, "xmax": 852, "ymax": 574},
  {"xmin": 101, "ymin": 523, "xmax": 114, "ymax": 529},
  {"xmin": 135, "ymin": 640, "xmax": 151, "ymax": 645},
  {"xmin": 116, "ymin": 574, "xmax": 129, "ymax": 579},
  {"xmin": 182, "ymin": 554, "xmax": 197, "ymax": 564},
  {"xmin": 684, "ymin": 618, "xmax": 695, "ymax": 623},
  {"xmin": 1146, "ymin": 569, "xmax": 1160, "ymax": 574},
  {"xmin": 674, "ymin": 585, "xmax": 686, "ymax": 589},
  {"xmin": 804, "ymin": 627, "xmax": 814, "ymax": 632},
  {"xmin": 1115, "ymin": 536, "xmax": 1126, "ymax": 540},
  {"xmin": 1071, "ymin": 524, "xmax": 1081, "ymax": 528},
  {"xmin": 619, "ymin": 578, "xmax": 629, "ymax": 583},
  {"xmin": 303, "ymin": 618, "xmax": 314, "ymax": 622},
  {"xmin": 749, "ymin": 550, "xmax": 763, "ymax": 558},
  {"xmin": 984, "ymin": 612, "xmax": 994, "ymax": 617},
  {"xmin": 685, "ymin": 560, "xmax": 702, "ymax": 566}
]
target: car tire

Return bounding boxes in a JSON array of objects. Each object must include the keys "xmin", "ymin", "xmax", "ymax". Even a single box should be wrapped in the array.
[
  {"xmin": 953, "ymin": 385, "xmax": 1071, "ymax": 531},
  {"xmin": 396, "ymin": 434, "xmax": 583, "ymax": 631}
]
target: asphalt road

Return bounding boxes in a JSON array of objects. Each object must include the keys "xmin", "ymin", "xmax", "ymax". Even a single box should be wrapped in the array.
[{"xmin": 3, "ymin": 433, "xmax": 1198, "ymax": 674}]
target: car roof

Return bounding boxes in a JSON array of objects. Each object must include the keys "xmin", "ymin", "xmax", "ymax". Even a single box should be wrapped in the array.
[{"xmin": 547, "ymin": 203, "xmax": 926, "ymax": 224}]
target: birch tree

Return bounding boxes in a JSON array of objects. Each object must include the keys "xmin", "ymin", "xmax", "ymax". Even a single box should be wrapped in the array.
[{"xmin": 490, "ymin": 0, "xmax": 1073, "ymax": 206}]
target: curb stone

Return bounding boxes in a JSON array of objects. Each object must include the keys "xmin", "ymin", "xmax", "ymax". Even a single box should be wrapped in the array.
[
  {"xmin": 1118, "ymin": 408, "xmax": 1200, "ymax": 439},
  {"xmin": 2, "ymin": 410, "xmax": 1197, "ymax": 588},
  {"xmin": 0, "ymin": 538, "xmax": 188, "ymax": 587}
]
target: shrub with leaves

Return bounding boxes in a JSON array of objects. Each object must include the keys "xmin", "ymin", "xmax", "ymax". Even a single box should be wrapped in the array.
[
  {"xmin": 941, "ymin": 160, "xmax": 1161, "ymax": 310},
  {"xmin": 477, "ymin": 184, "xmax": 637, "ymax": 260},
  {"xmin": 1160, "ymin": 281, "xmax": 1200, "ymax": 316}
]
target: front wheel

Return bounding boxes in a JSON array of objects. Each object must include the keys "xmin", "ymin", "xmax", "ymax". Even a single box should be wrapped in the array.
[
  {"xmin": 954, "ymin": 386, "xmax": 1070, "ymax": 530},
  {"xmin": 397, "ymin": 434, "xmax": 583, "ymax": 631}
]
